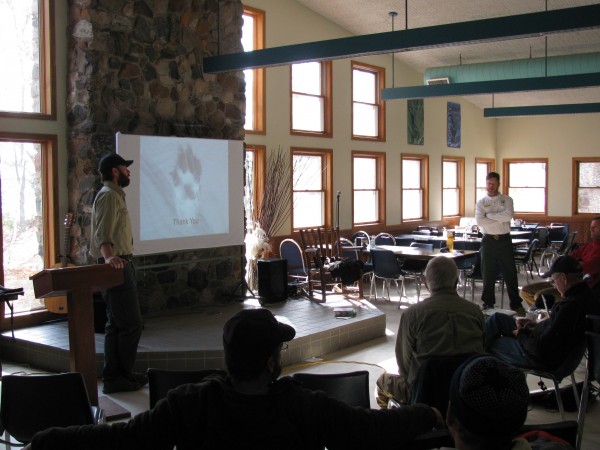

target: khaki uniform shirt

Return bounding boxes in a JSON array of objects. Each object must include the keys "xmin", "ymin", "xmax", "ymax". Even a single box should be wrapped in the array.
[
  {"xmin": 90, "ymin": 181, "xmax": 133, "ymax": 260},
  {"xmin": 396, "ymin": 289, "xmax": 485, "ymax": 386}
]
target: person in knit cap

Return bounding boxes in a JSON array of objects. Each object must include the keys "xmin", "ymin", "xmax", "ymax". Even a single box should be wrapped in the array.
[{"xmin": 443, "ymin": 355, "xmax": 573, "ymax": 450}]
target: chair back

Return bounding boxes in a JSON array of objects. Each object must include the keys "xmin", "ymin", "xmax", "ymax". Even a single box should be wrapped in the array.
[
  {"xmin": 299, "ymin": 227, "xmax": 342, "ymax": 264},
  {"xmin": 292, "ymin": 370, "xmax": 370, "ymax": 408},
  {"xmin": 558, "ymin": 232, "xmax": 577, "ymax": 254},
  {"xmin": 0, "ymin": 372, "xmax": 95, "ymax": 444},
  {"xmin": 337, "ymin": 237, "xmax": 359, "ymax": 260},
  {"xmin": 576, "ymin": 314, "xmax": 600, "ymax": 449},
  {"xmin": 370, "ymin": 248, "xmax": 402, "ymax": 278},
  {"xmin": 534, "ymin": 226, "xmax": 549, "ymax": 249},
  {"xmin": 395, "ymin": 237, "xmax": 415, "ymax": 247},
  {"xmin": 147, "ymin": 368, "xmax": 224, "ymax": 408},
  {"xmin": 279, "ymin": 238, "xmax": 307, "ymax": 279},
  {"xmin": 410, "ymin": 354, "xmax": 478, "ymax": 419},
  {"xmin": 410, "ymin": 242, "xmax": 434, "ymax": 251},
  {"xmin": 374, "ymin": 232, "xmax": 396, "ymax": 246},
  {"xmin": 351, "ymin": 230, "xmax": 370, "ymax": 247}
]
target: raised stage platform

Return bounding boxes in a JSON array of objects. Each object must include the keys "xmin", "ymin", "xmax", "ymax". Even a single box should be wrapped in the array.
[{"xmin": 0, "ymin": 296, "xmax": 386, "ymax": 377}]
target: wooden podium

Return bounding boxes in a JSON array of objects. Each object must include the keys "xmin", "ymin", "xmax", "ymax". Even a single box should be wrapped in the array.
[{"xmin": 30, "ymin": 264, "xmax": 123, "ymax": 406}]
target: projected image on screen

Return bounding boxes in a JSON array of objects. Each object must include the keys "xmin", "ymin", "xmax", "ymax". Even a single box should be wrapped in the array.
[
  {"xmin": 139, "ymin": 137, "xmax": 229, "ymax": 241},
  {"xmin": 116, "ymin": 133, "xmax": 244, "ymax": 256}
]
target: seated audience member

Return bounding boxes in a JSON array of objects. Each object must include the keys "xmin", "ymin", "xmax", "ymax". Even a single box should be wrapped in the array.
[
  {"xmin": 485, "ymin": 255, "xmax": 600, "ymax": 370},
  {"xmin": 377, "ymin": 257, "xmax": 485, "ymax": 408},
  {"xmin": 26, "ymin": 308, "xmax": 444, "ymax": 450},
  {"xmin": 443, "ymin": 355, "xmax": 573, "ymax": 450},
  {"xmin": 520, "ymin": 216, "xmax": 600, "ymax": 308}
]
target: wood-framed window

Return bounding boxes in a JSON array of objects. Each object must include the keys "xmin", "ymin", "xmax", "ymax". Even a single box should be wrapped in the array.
[
  {"xmin": 290, "ymin": 61, "xmax": 332, "ymax": 137},
  {"xmin": 0, "ymin": 0, "xmax": 56, "ymax": 119},
  {"xmin": 242, "ymin": 6, "xmax": 265, "ymax": 134},
  {"xmin": 292, "ymin": 148, "xmax": 333, "ymax": 230},
  {"xmin": 503, "ymin": 159, "xmax": 548, "ymax": 215},
  {"xmin": 351, "ymin": 61, "xmax": 385, "ymax": 142},
  {"xmin": 244, "ymin": 144, "xmax": 266, "ymax": 229},
  {"xmin": 442, "ymin": 156, "xmax": 465, "ymax": 218},
  {"xmin": 573, "ymin": 157, "xmax": 600, "ymax": 216},
  {"xmin": 475, "ymin": 158, "xmax": 495, "ymax": 203},
  {"xmin": 401, "ymin": 153, "xmax": 429, "ymax": 222},
  {"xmin": 352, "ymin": 151, "xmax": 385, "ymax": 226},
  {"xmin": 0, "ymin": 132, "xmax": 58, "ymax": 330}
]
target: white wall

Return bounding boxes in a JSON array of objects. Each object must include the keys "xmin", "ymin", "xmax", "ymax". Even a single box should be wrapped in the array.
[{"xmin": 244, "ymin": 0, "xmax": 498, "ymax": 234}]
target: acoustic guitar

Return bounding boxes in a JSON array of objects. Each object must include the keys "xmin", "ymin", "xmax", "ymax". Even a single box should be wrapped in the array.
[{"xmin": 44, "ymin": 212, "xmax": 75, "ymax": 314}]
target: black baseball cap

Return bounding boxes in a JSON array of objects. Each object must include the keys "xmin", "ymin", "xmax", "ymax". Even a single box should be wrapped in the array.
[
  {"xmin": 98, "ymin": 153, "xmax": 133, "ymax": 174},
  {"xmin": 541, "ymin": 255, "xmax": 583, "ymax": 278},
  {"xmin": 223, "ymin": 308, "xmax": 296, "ymax": 360}
]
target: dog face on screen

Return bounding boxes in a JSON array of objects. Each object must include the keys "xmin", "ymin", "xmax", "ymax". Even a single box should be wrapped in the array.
[{"xmin": 171, "ymin": 145, "xmax": 203, "ymax": 212}]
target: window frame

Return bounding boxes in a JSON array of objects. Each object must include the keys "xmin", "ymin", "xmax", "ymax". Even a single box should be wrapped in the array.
[
  {"xmin": 0, "ymin": 0, "xmax": 56, "ymax": 120},
  {"xmin": 572, "ymin": 157, "xmax": 600, "ymax": 216},
  {"xmin": 503, "ymin": 158, "xmax": 548, "ymax": 215},
  {"xmin": 442, "ymin": 155, "xmax": 465, "ymax": 219},
  {"xmin": 244, "ymin": 144, "xmax": 266, "ymax": 226},
  {"xmin": 291, "ymin": 148, "xmax": 333, "ymax": 230},
  {"xmin": 351, "ymin": 61, "xmax": 386, "ymax": 142},
  {"xmin": 475, "ymin": 157, "xmax": 495, "ymax": 203},
  {"xmin": 351, "ymin": 151, "xmax": 386, "ymax": 227},
  {"xmin": 401, "ymin": 153, "xmax": 429, "ymax": 222},
  {"xmin": 290, "ymin": 61, "xmax": 333, "ymax": 138},
  {"xmin": 242, "ymin": 6, "xmax": 266, "ymax": 135},
  {"xmin": 0, "ymin": 132, "xmax": 59, "ymax": 330}
]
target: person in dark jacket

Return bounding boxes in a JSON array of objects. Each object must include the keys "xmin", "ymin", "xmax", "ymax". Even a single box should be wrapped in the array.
[
  {"xmin": 484, "ymin": 255, "xmax": 600, "ymax": 369},
  {"xmin": 26, "ymin": 308, "xmax": 443, "ymax": 450}
]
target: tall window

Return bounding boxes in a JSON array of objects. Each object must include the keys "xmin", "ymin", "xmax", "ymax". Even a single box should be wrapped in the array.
[
  {"xmin": 1, "ymin": 133, "xmax": 58, "ymax": 329},
  {"xmin": 573, "ymin": 157, "xmax": 600, "ymax": 215},
  {"xmin": 351, "ymin": 62, "xmax": 385, "ymax": 141},
  {"xmin": 475, "ymin": 158, "xmax": 495, "ymax": 202},
  {"xmin": 352, "ymin": 152, "xmax": 385, "ymax": 226},
  {"xmin": 242, "ymin": 6, "xmax": 265, "ymax": 134},
  {"xmin": 291, "ymin": 61, "xmax": 332, "ymax": 137},
  {"xmin": 0, "ymin": 0, "xmax": 55, "ymax": 119},
  {"xmin": 244, "ymin": 144, "xmax": 266, "ymax": 230},
  {"xmin": 504, "ymin": 159, "xmax": 548, "ymax": 214},
  {"xmin": 401, "ymin": 154, "xmax": 429, "ymax": 221},
  {"xmin": 442, "ymin": 156, "xmax": 465, "ymax": 218},
  {"xmin": 292, "ymin": 149, "xmax": 332, "ymax": 229}
]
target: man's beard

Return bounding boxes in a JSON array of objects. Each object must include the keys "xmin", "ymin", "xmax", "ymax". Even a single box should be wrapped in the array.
[{"xmin": 118, "ymin": 171, "xmax": 130, "ymax": 187}]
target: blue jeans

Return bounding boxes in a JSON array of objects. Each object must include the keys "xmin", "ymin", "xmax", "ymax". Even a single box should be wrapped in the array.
[
  {"xmin": 484, "ymin": 312, "xmax": 533, "ymax": 367},
  {"xmin": 102, "ymin": 263, "xmax": 143, "ymax": 380}
]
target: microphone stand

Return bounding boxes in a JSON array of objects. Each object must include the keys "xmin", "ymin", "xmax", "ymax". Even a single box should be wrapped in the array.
[{"xmin": 336, "ymin": 191, "xmax": 341, "ymax": 228}]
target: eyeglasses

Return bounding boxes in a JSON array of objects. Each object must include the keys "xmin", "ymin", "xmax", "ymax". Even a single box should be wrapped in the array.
[{"xmin": 281, "ymin": 342, "xmax": 289, "ymax": 351}]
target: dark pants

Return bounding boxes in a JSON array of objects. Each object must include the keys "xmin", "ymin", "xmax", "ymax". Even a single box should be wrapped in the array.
[
  {"xmin": 484, "ymin": 312, "xmax": 535, "ymax": 368},
  {"xmin": 480, "ymin": 235, "xmax": 522, "ymax": 309},
  {"xmin": 102, "ymin": 263, "xmax": 143, "ymax": 380}
]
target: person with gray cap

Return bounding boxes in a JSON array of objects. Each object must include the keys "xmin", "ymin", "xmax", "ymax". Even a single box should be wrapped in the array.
[
  {"xmin": 90, "ymin": 153, "xmax": 145, "ymax": 394},
  {"xmin": 484, "ymin": 255, "xmax": 600, "ymax": 370},
  {"xmin": 25, "ymin": 307, "xmax": 444, "ymax": 450},
  {"xmin": 443, "ymin": 355, "xmax": 573, "ymax": 449}
]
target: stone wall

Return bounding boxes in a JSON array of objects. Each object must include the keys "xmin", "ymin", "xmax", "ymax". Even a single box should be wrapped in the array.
[{"xmin": 66, "ymin": 0, "xmax": 245, "ymax": 314}]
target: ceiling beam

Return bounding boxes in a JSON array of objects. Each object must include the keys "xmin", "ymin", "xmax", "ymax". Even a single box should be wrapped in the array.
[
  {"xmin": 484, "ymin": 103, "xmax": 600, "ymax": 118},
  {"xmin": 204, "ymin": 5, "xmax": 600, "ymax": 73},
  {"xmin": 381, "ymin": 73, "xmax": 600, "ymax": 100}
]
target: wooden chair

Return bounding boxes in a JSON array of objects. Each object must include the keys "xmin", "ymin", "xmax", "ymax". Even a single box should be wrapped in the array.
[{"xmin": 299, "ymin": 227, "xmax": 362, "ymax": 302}]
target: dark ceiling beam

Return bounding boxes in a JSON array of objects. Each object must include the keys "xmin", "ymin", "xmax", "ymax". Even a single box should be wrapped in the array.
[
  {"xmin": 381, "ymin": 73, "xmax": 600, "ymax": 100},
  {"xmin": 204, "ymin": 5, "xmax": 600, "ymax": 73},
  {"xmin": 484, "ymin": 103, "xmax": 600, "ymax": 118}
]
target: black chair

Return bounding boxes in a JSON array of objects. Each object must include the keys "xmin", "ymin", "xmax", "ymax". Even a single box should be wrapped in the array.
[
  {"xmin": 374, "ymin": 232, "xmax": 396, "ymax": 246},
  {"xmin": 351, "ymin": 230, "xmax": 370, "ymax": 247},
  {"xmin": 0, "ymin": 372, "xmax": 103, "ymax": 446},
  {"xmin": 541, "ymin": 231, "xmax": 577, "ymax": 271},
  {"xmin": 518, "ymin": 340, "xmax": 586, "ymax": 421},
  {"xmin": 401, "ymin": 243, "xmax": 433, "ymax": 301},
  {"xmin": 147, "ymin": 368, "xmax": 224, "ymax": 408},
  {"xmin": 370, "ymin": 248, "xmax": 405, "ymax": 302},
  {"xmin": 409, "ymin": 354, "xmax": 477, "ymax": 419},
  {"xmin": 279, "ymin": 238, "xmax": 308, "ymax": 284},
  {"xmin": 576, "ymin": 314, "xmax": 600, "ymax": 450},
  {"xmin": 514, "ymin": 238, "xmax": 539, "ymax": 281},
  {"xmin": 292, "ymin": 370, "xmax": 370, "ymax": 408}
]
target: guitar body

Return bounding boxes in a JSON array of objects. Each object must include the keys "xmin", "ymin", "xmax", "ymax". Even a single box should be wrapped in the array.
[{"xmin": 44, "ymin": 213, "xmax": 74, "ymax": 314}]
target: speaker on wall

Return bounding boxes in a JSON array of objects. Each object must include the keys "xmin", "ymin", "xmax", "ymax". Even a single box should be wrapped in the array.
[{"xmin": 258, "ymin": 258, "xmax": 288, "ymax": 304}]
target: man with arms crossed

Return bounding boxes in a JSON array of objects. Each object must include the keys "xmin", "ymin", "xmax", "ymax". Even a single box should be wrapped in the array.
[
  {"xmin": 476, "ymin": 172, "xmax": 525, "ymax": 316},
  {"xmin": 90, "ymin": 153, "xmax": 146, "ymax": 394}
]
